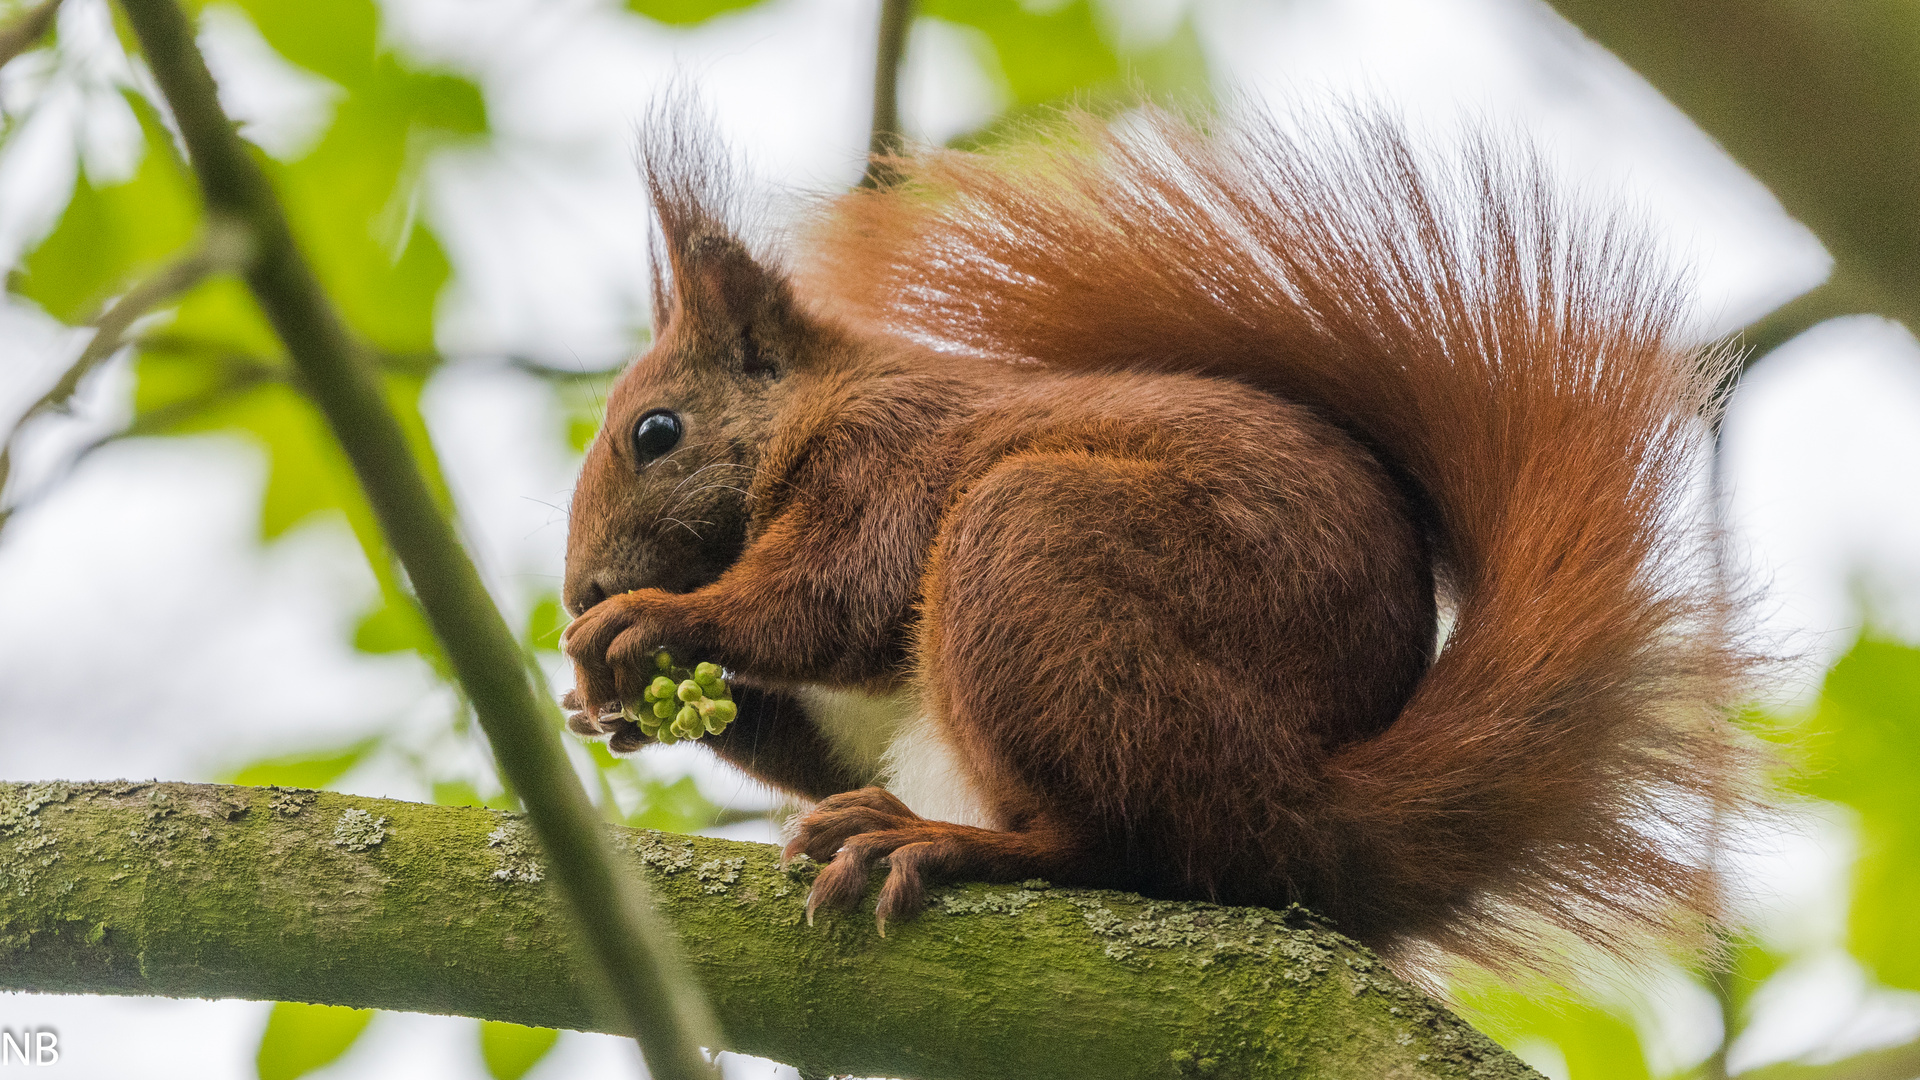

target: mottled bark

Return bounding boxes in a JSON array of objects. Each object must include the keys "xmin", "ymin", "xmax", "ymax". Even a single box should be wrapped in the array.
[{"xmin": 0, "ymin": 781, "xmax": 1537, "ymax": 1080}]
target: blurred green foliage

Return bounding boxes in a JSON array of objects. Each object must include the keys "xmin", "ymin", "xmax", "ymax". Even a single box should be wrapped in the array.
[
  {"xmin": 478, "ymin": 1021, "xmax": 560, "ymax": 1080},
  {"xmin": 1801, "ymin": 639, "xmax": 1920, "ymax": 993},
  {"xmin": 224, "ymin": 737, "xmax": 380, "ymax": 790},
  {"xmin": 15, "ymin": 94, "xmax": 194, "ymax": 320},
  {"xmin": 923, "ymin": 0, "xmax": 1210, "ymax": 147},
  {"xmin": 626, "ymin": 773, "xmax": 727, "ymax": 833},
  {"xmin": 523, "ymin": 592, "xmax": 569, "ymax": 655},
  {"xmin": 925, "ymin": 0, "xmax": 1120, "ymax": 108},
  {"xmin": 16, "ymin": 0, "xmax": 472, "ymax": 673},
  {"xmin": 7, "ymin": 0, "xmax": 543, "ymax": 1074},
  {"xmin": 626, "ymin": 0, "xmax": 761, "ymax": 25},
  {"xmin": 431, "ymin": 778, "xmax": 518, "ymax": 811},
  {"xmin": 1447, "ymin": 635, "xmax": 1920, "ymax": 1079},
  {"xmin": 256, "ymin": 1003, "xmax": 374, "ymax": 1080},
  {"xmin": 1453, "ymin": 982, "xmax": 1651, "ymax": 1080}
]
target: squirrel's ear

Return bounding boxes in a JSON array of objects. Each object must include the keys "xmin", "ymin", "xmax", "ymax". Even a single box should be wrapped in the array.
[
  {"xmin": 664, "ymin": 229, "xmax": 796, "ymax": 377},
  {"xmin": 640, "ymin": 101, "xmax": 796, "ymax": 377}
]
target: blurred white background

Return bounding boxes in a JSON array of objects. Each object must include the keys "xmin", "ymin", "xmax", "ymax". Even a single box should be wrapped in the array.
[{"xmin": 3, "ymin": 0, "xmax": 1919, "ymax": 1076}]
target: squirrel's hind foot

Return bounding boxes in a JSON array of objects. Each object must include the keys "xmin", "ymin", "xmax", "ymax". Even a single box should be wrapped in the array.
[{"xmin": 785, "ymin": 786, "xmax": 1081, "ymax": 935}]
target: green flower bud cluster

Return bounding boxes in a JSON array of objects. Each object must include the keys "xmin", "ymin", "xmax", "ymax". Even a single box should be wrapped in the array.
[{"xmin": 622, "ymin": 650, "xmax": 736, "ymax": 744}]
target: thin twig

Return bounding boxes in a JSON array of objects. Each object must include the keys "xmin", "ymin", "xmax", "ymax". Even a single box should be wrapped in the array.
[
  {"xmin": 109, "ymin": 1, "xmax": 720, "ymax": 1076},
  {"xmin": 378, "ymin": 350, "xmax": 628, "ymax": 382},
  {"xmin": 0, "ymin": 223, "xmax": 246, "ymax": 531},
  {"xmin": 0, "ymin": 356, "xmax": 275, "ymax": 531},
  {"xmin": 503, "ymin": 353, "xmax": 628, "ymax": 382},
  {"xmin": 1738, "ymin": 276, "xmax": 1869, "ymax": 367},
  {"xmin": 0, "ymin": 0, "xmax": 60, "ymax": 69},
  {"xmin": 76, "ymin": 219, "xmax": 251, "ymax": 388},
  {"xmin": 859, "ymin": 0, "xmax": 914, "ymax": 189}
]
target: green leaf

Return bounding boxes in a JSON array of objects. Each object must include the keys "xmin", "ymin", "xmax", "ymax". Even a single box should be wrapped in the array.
[
  {"xmin": 921, "ymin": 0, "xmax": 1120, "ymax": 109},
  {"xmin": 12, "ymin": 3, "xmax": 481, "ymax": 683},
  {"xmin": 130, "ymin": 343, "xmax": 272, "ymax": 426},
  {"xmin": 1451, "ymin": 980, "xmax": 1652, "ymax": 1080},
  {"xmin": 205, "ymin": 0, "xmax": 485, "ymax": 357},
  {"xmin": 352, "ymin": 596, "xmax": 436, "ymax": 655},
  {"xmin": 566, "ymin": 413, "xmax": 600, "ymax": 454},
  {"xmin": 220, "ymin": 0, "xmax": 376, "ymax": 87},
  {"xmin": 225, "ymin": 737, "xmax": 381, "ymax": 790},
  {"xmin": 1801, "ymin": 637, "xmax": 1920, "ymax": 991},
  {"xmin": 585, "ymin": 740, "xmax": 623, "ymax": 771},
  {"xmin": 1118, "ymin": 15, "xmax": 1213, "ymax": 104},
  {"xmin": 432, "ymin": 780, "xmax": 515, "ymax": 811},
  {"xmin": 15, "ymin": 94, "xmax": 198, "ymax": 322},
  {"xmin": 350, "ymin": 581, "xmax": 449, "ymax": 676},
  {"xmin": 917, "ymin": 2, "xmax": 1214, "ymax": 150},
  {"xmin": 625, "ymin": 0, "xmax": 766, "ymax": 26},
  {"xmin": 150, "ymin": 276, "xmax": 289, "ymax": 364},
  {"xmin": 255, "ymin": 385, "xmax": 359, "ymax": 540},
  {"xmin": 524, "ymin": 593, "xmax": 568, "ymax": 653},
  {"xmin": 1716, "ymin": 935, "xmax": 1790, "ymax": 1028},
  {"xmin": 478, "ymin": 1020, "xmax": 559, "ymax": 1080},
  {"xmin": 137, "ymin": 375, "xmax": 364, "ymax": 542},
  {"xmin": 255, "ymin": 1002, "xmax": 374, "ymax": 1080},
  {"xmin": 627, "ymin": 774, "xmax": 723, "ymax": 834},
  {"xmin": 131, "ymin": 347, "xmax": 457, "ymax": 673}
]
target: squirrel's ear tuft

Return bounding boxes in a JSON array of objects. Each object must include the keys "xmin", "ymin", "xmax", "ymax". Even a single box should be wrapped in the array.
[{"xmin": 640, "ymin": 94, "xmax": 793, "ymax": 376}]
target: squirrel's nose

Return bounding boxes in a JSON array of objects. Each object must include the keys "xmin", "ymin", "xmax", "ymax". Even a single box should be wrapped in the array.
[{"xmin": 563, "ymin": 575, "xmax": 608, "ymax": 618}]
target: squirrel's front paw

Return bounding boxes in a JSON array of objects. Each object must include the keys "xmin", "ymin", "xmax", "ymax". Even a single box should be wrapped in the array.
[
  {"xmin": 562, "ymin": 592, "xmax": 734, "ymax": 752},
  {"xmin": 561, "ymin": 591, "xmax": 676, "ymax": 718}
]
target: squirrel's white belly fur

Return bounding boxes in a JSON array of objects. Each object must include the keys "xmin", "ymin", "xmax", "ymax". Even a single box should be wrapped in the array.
[{"xmin": 793, "ymin": 685, "xmax": 998, "ymax": 830}]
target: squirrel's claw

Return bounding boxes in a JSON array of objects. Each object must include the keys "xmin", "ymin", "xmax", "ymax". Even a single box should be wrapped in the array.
[
  {"xmin": 789, "ymin": 787, "xmax": 962, "ymax": 934},
  {"xmin": 558, "ymin": 680, "xmax": 657, "ymax": 754}
]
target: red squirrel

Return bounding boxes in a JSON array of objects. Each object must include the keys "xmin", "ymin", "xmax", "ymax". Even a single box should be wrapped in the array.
[{"xmin": 559, "ymin": 106, "xmax": 1755, "ymax": 974}]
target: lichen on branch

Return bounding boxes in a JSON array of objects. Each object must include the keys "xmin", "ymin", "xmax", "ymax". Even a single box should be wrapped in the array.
[{"xmin": 0, "ymin": 781, "xmax": 1537, "ymax": 1080}]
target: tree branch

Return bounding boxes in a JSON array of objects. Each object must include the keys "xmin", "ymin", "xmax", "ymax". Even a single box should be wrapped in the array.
[
  {"xmin": 0, "ymin": 781, "xmax": 1540, "ymax": 1080},
  {"xmin": 1544, "ymin": 0, "xmax": 1920, "ymax": 342},
  {"xmin": 0, "ymin": 0, "xmax": 60, "ymax": 70},
  {"xmin": 110, "ymin": 1, "xmax": 716, "ymax": 1075},
  {"xmin": 1735, "ymin": 277, "xmax": 1879, "ymax": 368},
  {"xmin": 0, "ymin": 224, "xmax": 245, "ymax": 535},
  {"xmin": 860, "ymin": 0, "xmax": 914, "ymax": 189},
  {"xmin": 0, "ymin": 351, "xmax": 273, "ymax": 529}
]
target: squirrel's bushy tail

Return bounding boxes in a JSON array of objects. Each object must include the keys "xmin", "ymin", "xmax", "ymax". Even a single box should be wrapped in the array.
[{"xmin": 799, "ymin": 107, "xmax": 1757, "ymax": 974}]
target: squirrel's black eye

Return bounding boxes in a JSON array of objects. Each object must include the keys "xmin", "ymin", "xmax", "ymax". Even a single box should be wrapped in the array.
[{"xmin": 631, "ymin": 409, "xmax": 683, "ymax": 466}]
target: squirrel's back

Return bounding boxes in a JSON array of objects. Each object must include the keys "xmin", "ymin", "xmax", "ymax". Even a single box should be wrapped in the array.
[{"xmin": 797, "ymin": 107, "xmax": 1758, "ymax": 974}]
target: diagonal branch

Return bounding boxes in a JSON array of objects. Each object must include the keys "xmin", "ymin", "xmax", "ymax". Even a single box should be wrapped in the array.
[
  {"xmin": 0, "ymin": 781, "xmax": 1541, "ymax": 1080},
  {"xmin": 108, "ymin": 1, "xmax": 718, "ymax": 1075}
]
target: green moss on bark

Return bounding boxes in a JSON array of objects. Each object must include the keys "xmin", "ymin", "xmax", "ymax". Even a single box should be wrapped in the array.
[{"xmin": 0, "ymin": 781, "xmax": 1536, "ymax": 1080}]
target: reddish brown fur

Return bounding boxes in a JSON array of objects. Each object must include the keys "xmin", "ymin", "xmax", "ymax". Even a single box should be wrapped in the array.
[{"xmin": 561, "ymin": 105, "xmax": 1754, "ymax": 975}]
